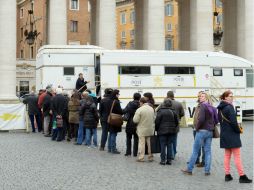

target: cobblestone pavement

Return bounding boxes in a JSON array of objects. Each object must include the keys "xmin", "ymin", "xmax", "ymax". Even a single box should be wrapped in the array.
[{"xmin": 0, "ymin": 121, "xmax": 253, "ymax": 190}]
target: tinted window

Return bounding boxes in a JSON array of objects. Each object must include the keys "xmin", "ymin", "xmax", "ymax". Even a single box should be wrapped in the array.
[
  {"xmin": 213, "ymin": 68, "xmax": 222, "ymax": 76},
  {"xmin": 234, "ymin": 69, "xmax": 243, "ymax": 76},
  {"xmin": 246, "ymin": 69, "xmax": 254, "ymax": 88},
  {"xmin": 119, "ymin": 66, "xmax": 150, "ymax": 74},
  {"xmin": 64, "ymin": 67, "xmax": 74, "ymax": 75},
  {"xmin": 165, "ymin": 67, "xmax": 194, "ymax": 74}
]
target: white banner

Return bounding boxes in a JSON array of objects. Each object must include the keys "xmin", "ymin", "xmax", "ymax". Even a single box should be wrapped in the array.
[{"xmin": 0, "ymin": 103, "xmax": 26, "ymax": 130}]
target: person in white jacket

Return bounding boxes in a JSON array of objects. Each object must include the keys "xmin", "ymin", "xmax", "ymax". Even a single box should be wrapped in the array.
[{"xmin": 133, "ymin": 97, "xmax": 155, "ymax": 162}]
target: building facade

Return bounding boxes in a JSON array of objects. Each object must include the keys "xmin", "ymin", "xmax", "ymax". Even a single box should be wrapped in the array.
[{"xmin": 16, "ymin": 0, "xmax": 90, "ymax": 96}]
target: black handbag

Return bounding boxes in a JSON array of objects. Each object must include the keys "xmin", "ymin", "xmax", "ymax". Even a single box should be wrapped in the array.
[
  {"xmin": 145, "ymin": 132, "xmax": 161, "ymax": 154},
  {"xmin": 213, "ymin": 125, "xmax": 220, "ymax": 138}
]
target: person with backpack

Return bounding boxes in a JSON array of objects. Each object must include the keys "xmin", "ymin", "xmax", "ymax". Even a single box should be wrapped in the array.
[
  {"xmin": 123, "ymin": 92, "xmax": 141, "ymax": 157},
  {"xmin": 182, "ymin": 92, "xmax": 218, "ymax": 176}
]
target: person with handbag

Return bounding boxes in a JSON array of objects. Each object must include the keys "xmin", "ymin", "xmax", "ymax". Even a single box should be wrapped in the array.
[
  {"xmin": 133, "ymin": 97, "xmax": 155, "ymax": 162},
  {"xmin": 182, "ymin": 92, "xmax": 217, "ymax": 176},
  {"xmin": 217, "ymin": 90, "xmax": 252, "ymax": 183},
  {"xmin": 123, "ymin": 92, "xmax": 141, "ymax": 157},
  {"xmin": 155, "ymin": 99, "xmax": 179, "ymax": 165},
  {"xmin": 107, "ymin": 89, "xmax": 123, "ymax": 154}
]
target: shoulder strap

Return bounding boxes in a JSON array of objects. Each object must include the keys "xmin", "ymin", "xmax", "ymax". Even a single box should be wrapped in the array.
[
  {"xmin": 109, "ymin": 100, "xmax": 116, "ymax": 114},
  {"xmin": 220, "ymin": 111, "xmax": 231, "ymax": 123}
]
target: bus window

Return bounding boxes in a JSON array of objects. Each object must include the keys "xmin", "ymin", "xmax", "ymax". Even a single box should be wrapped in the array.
[
  {"xmin": 165, "ymin": 67, "xmax": 194, "ymax": 74},
  {"xmin": 213, "ymin": 68, "xmax": 222, "ymax": 76},
  {"xmin": 119, "ymin": 66, "xmax": 150, "ymax": 75},
  {"xmin": 246, "ymin": 69, "xmax": 254, "ymax": 88},
  {"xmin": 234, "ymin": 69, "xmax": 243, "ymax": 76},
  {"xmin": 63, "ymin": 67, "xmax": 74, "ymax": 75}
]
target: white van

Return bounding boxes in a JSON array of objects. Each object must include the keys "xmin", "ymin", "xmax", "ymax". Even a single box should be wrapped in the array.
[{"xmin": 36, "ymin": 45, "xmax": 254, "ymax": 125}]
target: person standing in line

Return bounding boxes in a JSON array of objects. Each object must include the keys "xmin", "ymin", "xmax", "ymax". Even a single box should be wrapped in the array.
[
  {"xmin": 50, "ymin": 88, "xmax": 66, "ymax": 141},
  {"xmin": 192, "ymin": 91, "xmax": 205, "ymax": 167},
  {"xmin": 133, "ymin": 97, "xmax": 155, "ymax": 162},
  {"xmin": 107, "ymin": 89, "xmax": 123, "ymax": 154},
  {"xmin": 99, "ymin": 88, "xmax": 113, "ymax": 151},
  {"xmin": 42, "ymin": 87, "xmax": 53, "ymax": 137},
  {"xmin": 218, "ymin": 90, "xmax": 252, "ymax": 183},
  {"xmin": 81, "ymin": 94, "xmax": 99, "ymax": 148},
  {"xmin": 75, "ymin": 92, "xmax": 89, "ymax": 145},
  {"xmin": 76, "ymin": 73, "xmax": 90, "ymax": 93},
  {"xmin": 155, "ymin": 99, "xmax": 179, "ymax": 165},
  {"xmin": 23, "ymin": 91, "xmax": 42, "ymax": 133},
  {"xmin": 67, "ymin": 91, "xmax": 80, "ymax": 141},
  {"xmin": 123, "ymin": 92, "xmax": 141, "ymax": 157},
  {"xmin": 182, "ymin": 92, "xmax": 217, "ymax": 176}
]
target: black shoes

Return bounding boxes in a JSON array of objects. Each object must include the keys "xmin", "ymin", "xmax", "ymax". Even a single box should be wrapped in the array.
[
  {"xmin": 112, "ymin": 150, "xmax": 121, "ymax": 154},
  {"xmin": 239, "ymin": 175, "xmax": 252, "ymax": 183},
  {"xmin": 225, "ymin": 174, "xmax": 233, "ymax": 182},
  {"xmin": 166, "ymin": 160, "xmax": 172, "ymax": 165},
  {"xmin": 160, "ymin": 161, "xmax": 166, "ymax": 165}
]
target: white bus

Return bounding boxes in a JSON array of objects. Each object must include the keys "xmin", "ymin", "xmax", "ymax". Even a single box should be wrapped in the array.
[{"xmin": 36, "ymin": 45, "xmax": 254, "ymax": 125}]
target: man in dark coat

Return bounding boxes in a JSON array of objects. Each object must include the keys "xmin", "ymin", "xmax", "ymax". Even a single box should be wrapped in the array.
[
  {"xmin": 23, "ymin": 92, "xmax": 42, "ymax": 132},
  {"xmin": 51, "ymin": 88, "xmax": 68, "ymax": 141},
  {"xmin": 123, "ymin": 92, "xmax": 141, "ymax": 157},
  {"xmin": 99, "ymin": 88, "xmax": 113, "ymax": 150},
  {"xmin": 75, "ymin": 73, "xmax": 90, "ymax": 93}
]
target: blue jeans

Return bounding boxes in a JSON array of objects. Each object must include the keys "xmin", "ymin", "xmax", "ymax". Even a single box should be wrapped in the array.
[
  {"xmin": 77, "ymin": 120, "xmax": 85, "ymax": 144},
  {"xmin": 100, "ymin": 121, "xmax": 109, "ymax": 148},
  {"xmin": 29, "ymin": 114, "xmax": 42, "ymax": 132},
  {"xmin": 159, "ymin": 134, "xmax": 175, "ymax": 162},
  {"xmin": 85, "ymin": 128, "xmax": 97, "ymax": 146},
  {"xmin": 108, "ymin": 132, "xmax": 117, "ymax": 152},
  {"xmin": 187, "ymin": 130, "xmax": 213, "ymax": 173},
  {"xmin": 193, "ymin": 130, "xmax": 205, "ymax": 164}
]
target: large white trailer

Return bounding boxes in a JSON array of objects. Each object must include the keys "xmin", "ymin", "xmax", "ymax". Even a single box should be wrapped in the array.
[{"xmin": 36, "ymin": 45, "xmax": 254, "ymax": 125}]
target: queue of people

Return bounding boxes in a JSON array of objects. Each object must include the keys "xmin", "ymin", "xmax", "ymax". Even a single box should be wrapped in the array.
[{"xmin": 23, "ymin": 78, "xmax": 252, "ymax": 183}]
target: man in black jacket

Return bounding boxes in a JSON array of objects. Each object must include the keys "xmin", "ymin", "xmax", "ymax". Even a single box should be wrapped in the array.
[
  {"xmin": 76, "ymin": 73, "xmax": 90, "ymax": 93},
  {"xmin": 51, "ymin": 88, "xmax": 68, "ymax": 141},
  {"xmin": 23, "ymin": 92, "xmax": 42, "ymax": 133}
]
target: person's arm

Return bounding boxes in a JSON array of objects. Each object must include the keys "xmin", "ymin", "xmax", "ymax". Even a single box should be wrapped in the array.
[
  {"xmin": 155, "ymin": 110, "xmax": 162, "ymax": 131},
  {"xmin": 133, "ymin": 109, "xmax": 141, "ymax": 124},
  {"xmin": 227, "ymin": 106, "xmax": 241, "ymax": 133},
  {"xmin": 196, "ymin": 104, "xmax": 205, "ymax": 130},
  {"xmin": 179, "ymin": 103, "xmax": 185, "ymax": 118}
]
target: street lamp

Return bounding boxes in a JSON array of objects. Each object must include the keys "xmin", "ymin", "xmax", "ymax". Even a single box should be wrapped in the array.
[{"xmin": 24, "ymin": 8, "xmax": 40, "ymax": 46}]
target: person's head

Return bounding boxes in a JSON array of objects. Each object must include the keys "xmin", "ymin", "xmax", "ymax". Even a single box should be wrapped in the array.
[
  {"xmin": 104, "ymin": 88, "xmax": 113, "ymax": 96},
  {"xmin": 199, "ymin": 92, "xmax": 208, "ymax": 103},
  {"xmin": 139, "ymin": 97, "xmax": 147, "ymax": 106},
  {"xmin": 55, "ymin": 88, "xmax": 63, "ymax": 95},
  {"xmin": 82, "ymin": 91, "xmax": 89, "ymax": 98},
  {"xmin": 46, "ymin": 85, "xmax": 53, "ymax": 93},
  {"xmin": 220, "ymin": 90, "xmax": 233, "ymax": 103},
  {"xmin": 79, "ymin": 73, "xmax": 83, "ymax": 79},
  {"xmin": 111, "ymin": 89, "xmax": 120, "ymax": 99},
  {"xmin": 133, "ymin": 92, "xmax": 141, "ymax": 101},
  {"xmin": 163, "ymin": 99, "xmax": 172, "ymax": 108},
  {"xmin": 143, "ymin": 92, "xmax": 155, "ymax": 105},
  {"xmin": 167, "ymin": 91, "xmax": 174, "ymax": 99},
  {"xmin": 197, "ymin": 91, "xmax": 204, "ymax": 102}
]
